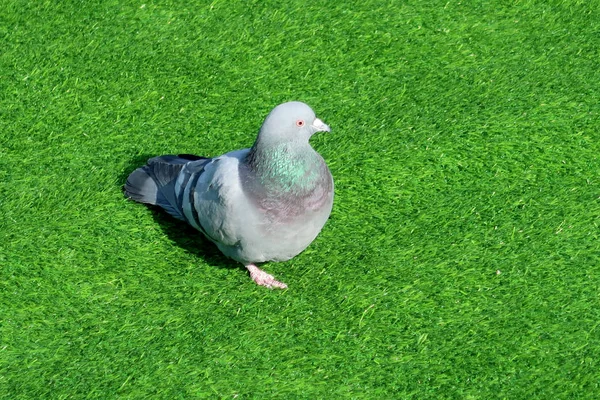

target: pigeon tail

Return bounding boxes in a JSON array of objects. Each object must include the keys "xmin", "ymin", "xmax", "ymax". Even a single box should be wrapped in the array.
[{"xmin": 124, "ymin": 154, "xmax": 208, "ymax": 221}]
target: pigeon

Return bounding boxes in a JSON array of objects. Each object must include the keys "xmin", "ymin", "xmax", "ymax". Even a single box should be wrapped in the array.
[{"xmin": 124, "ymin": 101, "xmax": 334, "ymax": 289}]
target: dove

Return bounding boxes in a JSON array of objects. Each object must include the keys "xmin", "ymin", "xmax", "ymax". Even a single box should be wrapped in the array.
[{"xmin": 124, "ymin": 101, "xmax": 334, "ymax": 289}]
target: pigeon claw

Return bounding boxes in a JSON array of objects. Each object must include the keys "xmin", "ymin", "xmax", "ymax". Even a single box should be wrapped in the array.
[{"xmin": 246, "ymin": 264, "xmax": 288, "ymax": 289}]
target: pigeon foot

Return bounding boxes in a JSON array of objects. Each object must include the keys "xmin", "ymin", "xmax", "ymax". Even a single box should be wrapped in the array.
[{"xmin": 246, "ymin": 264, "xmax": 288, "ymax": 289}]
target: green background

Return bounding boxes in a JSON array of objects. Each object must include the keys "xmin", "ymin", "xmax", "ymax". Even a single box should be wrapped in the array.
[{"xmin": 1, "ymin": 0, "xmax": 599, "ymax": 398}]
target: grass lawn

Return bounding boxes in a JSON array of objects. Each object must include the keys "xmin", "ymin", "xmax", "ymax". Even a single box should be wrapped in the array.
[{"xmin": 1, "ymin": 0, "xmax": 599, "ymax": 398}]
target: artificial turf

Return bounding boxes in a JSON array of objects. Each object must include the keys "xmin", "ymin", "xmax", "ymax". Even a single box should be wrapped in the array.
[{"xmin": 1, "ymin": 0, "xmax": 599, "ymax": 398}]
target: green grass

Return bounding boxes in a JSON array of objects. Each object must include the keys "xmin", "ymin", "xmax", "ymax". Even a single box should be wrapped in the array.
[{"xmin": 1, "ymin": 0, "xmax": 599, "ymax": 398}]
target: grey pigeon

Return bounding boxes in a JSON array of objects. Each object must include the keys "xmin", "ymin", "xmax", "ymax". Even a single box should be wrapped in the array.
[{"xmin": 124, "ymin": 101, "xmax": 334, "ymax": 289}]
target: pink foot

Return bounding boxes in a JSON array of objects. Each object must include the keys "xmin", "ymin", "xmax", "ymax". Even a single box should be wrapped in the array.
[{"xmin": 246, "ymin": 264, "xmax": 288, "ymax": 289}]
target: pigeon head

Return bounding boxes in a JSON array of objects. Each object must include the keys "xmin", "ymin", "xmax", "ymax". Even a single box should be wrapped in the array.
[
  {"xmin": 256, "ymin": 101, "xmax": 330, "ymax": 146},
  {"xmin": 244, "ymin": 101, "xmax": 332, "ymax": 196}
]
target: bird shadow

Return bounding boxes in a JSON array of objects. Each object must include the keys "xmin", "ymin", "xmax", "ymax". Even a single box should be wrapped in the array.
[
  {"xmin": 121, "ymin": 155, "xmax": 240, "ymax": 272},
  {"xmin": 148, "ymin": 207, "xmax": 239, "ymax": 270}
]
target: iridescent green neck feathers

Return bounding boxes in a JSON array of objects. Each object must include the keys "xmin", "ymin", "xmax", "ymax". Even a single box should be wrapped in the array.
[{"xmin": 245, "ymin": 141, "xmax": 325, "ymax": 195}]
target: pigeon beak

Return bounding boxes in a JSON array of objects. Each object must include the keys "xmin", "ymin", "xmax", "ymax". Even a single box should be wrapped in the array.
[{"xmin": 312, "ymin": 118, "xmax": 331, "ymax": 133}]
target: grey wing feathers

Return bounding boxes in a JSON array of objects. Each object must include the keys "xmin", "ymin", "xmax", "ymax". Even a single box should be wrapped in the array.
[{"xmin": 124, "ymin": 154, "xmax": 211, "ymax": 222}]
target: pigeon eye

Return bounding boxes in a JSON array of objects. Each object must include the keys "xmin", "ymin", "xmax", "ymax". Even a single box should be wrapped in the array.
[{"xmin": 296, "ymin": 119, "xmax": 305, "ymax": 127}]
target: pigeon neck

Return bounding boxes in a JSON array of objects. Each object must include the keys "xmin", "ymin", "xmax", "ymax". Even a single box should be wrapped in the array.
[{"xmin": 246, "ymin": 140, "xmax": 323, "ymax": 193}]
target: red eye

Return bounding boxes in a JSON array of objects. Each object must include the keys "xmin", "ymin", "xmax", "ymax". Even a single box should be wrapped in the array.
[{"xmin": 296, "ymin": 119, "xmax": 305, "ymax": 127}]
